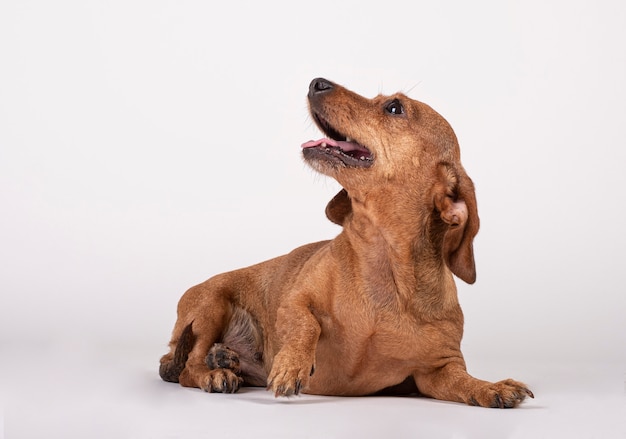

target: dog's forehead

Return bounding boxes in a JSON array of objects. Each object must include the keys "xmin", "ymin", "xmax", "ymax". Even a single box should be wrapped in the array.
[
  {"xmin": 372, "ymin": 91, "xmax": 411, "ymax": 102},
  {"xmin": 374, "ymin": 91, "xmax": 459, "ymax": 155}
]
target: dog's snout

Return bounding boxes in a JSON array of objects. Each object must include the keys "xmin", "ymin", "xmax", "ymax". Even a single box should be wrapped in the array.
[{"xmin": 309, "ymin": 78, "xmax": 334, "ymax": 97}]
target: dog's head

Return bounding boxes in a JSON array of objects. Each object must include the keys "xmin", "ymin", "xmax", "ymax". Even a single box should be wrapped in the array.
[{"xmin": 302, "ymin": 78, "xmax": 479, "ymax": 284}]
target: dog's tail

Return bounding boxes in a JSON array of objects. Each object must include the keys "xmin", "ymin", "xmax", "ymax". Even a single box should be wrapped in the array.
[{"xmin": 159, "ymin": 322, "xmax": 195, "ymax": 383}]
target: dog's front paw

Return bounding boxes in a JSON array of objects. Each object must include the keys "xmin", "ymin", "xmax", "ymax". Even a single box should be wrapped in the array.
[
  {"xmin": 467, "ymin": 379, "xmax": 534, "ymax": 408},
  {"xmin": 267, "ymin": 351, "xmax": 315, "ymax": 397}
]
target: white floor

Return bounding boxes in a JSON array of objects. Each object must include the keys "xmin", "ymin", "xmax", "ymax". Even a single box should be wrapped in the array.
[{"xmin": 1, "ymin": 342, "xmax": 624, "ymax": 439}]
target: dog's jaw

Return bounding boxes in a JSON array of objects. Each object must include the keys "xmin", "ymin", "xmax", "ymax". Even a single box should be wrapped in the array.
[
  {"xmin": 302, "ymin": 113, "xmax": 374, "ymax": 170},
  {"xmin": 302, "ymin": 137, "xmax": 373, "ymax": 167}
]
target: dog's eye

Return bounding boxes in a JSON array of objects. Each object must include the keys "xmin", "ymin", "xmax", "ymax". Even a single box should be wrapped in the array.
[{"xmin": 385, "ymin": 99, "xmax": 405, "ymax": 115}]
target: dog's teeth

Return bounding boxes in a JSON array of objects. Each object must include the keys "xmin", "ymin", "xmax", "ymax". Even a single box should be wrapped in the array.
[
  {"xmin": 360, "ymin": 156, "xmax": 366, "ymax": 160},
  {"xmin": 346, "ymin": 137, "xmax": 353, "ymax": 142},
  {"xmin": 321, "ymin": 142, "xmax": 327, "ymax": 147}
]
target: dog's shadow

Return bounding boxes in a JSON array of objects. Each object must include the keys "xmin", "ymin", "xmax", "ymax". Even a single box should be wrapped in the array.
[{"xmin": 237, "ymin": 387, "xmax": 338, "ymax": 405}]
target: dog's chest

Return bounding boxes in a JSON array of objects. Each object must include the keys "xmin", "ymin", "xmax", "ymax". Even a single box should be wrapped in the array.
[
  {"xmin": 321, "ymin": 312, "xmax": 430, "ymax": 366},
  {"xmin": 309, "ymin": 317, "xmax": 431, "ymax": 395}
]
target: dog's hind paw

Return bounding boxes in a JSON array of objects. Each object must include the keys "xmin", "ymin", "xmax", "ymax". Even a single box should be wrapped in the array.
[
  {"xmin": 199, "ymin": 368, "xmax": 243, "ymax": 394},
  {"xmin": 202, "ymin": 344, "xmax": 243, "ymax": 393},
  {"xmin": 206, "ymin": 343, "xmax": 242, "ymax": 375}
]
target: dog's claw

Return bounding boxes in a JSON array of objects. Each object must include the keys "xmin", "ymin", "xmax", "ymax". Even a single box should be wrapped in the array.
[
  {"xmin": 495, "ymin": 394, "xmax": 504, "ymax": 409},
  {"xmin": 274, "ymin": 385, "xmax": 286, "ymax": 398},
  {"xmin": 524, "ymin": 388, "xmax": 535, "ymax": 399},
  {"xmin": 295, "ymin": 379, "xmax": 302, "ymax": 395}
]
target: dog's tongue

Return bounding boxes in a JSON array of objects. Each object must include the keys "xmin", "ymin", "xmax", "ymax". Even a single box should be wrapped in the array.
[{"xmin": 301, "ymin": 138, "xmax": 365, "ymax": 153}]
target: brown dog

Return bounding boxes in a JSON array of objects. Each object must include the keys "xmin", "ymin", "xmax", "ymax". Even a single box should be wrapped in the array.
[{"xmin": 159, "ymin": 78, "xmax": 533, "ymax": 408}]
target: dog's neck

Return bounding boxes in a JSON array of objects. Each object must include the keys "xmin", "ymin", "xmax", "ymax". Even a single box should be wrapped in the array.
[{"xmin": 339, "ymin": 192, "xmax": 459, "ymax": 315}]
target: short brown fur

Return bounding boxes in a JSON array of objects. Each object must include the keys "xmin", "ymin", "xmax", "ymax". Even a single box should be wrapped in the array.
[{"xmin": 159, "ymin": 78, "xmax": 533, "ymax": 408}]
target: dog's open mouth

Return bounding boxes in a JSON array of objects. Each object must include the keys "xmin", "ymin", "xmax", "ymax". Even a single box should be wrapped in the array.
[{"xmin": 301, "ymin": 115, "xmax": 373, "ymax": 168}]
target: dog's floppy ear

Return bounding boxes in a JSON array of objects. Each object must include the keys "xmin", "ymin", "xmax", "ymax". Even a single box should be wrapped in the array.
[
  {"xmin": 326, "ymin": 189, "xmax": 352, "ymax": 226},
  {"xmin": 433, "ymin": 164, "xmax": 480, "ymax": 284}
]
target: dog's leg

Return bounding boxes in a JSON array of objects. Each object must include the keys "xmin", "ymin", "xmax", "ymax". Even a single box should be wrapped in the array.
[
  {"xmin": 161, "ymin": 281, "xmax": 243, "ymax": 393},
  {"xmin": 266, "ymin": 302, "xmax": 321, "ymax": 397},
  {"xmin": 413, "ymin": 360, "xmax": 533, "ymax": 408},
  {"xmin": 178, "ymin": 322, "xmax": 243, "ymax": 393},
  {"xmin": 179, "ymin": 312, "xmax": 243, "ymax": 393}
]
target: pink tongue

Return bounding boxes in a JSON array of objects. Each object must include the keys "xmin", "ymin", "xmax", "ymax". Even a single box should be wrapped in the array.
[{"xmin": 301, "ymin": 138, "xmax": 363, "ymax": 152}]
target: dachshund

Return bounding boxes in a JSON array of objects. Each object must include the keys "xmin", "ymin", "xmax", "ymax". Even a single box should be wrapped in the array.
[{"xmin": 159, "ymin": 78, "xmax": 533, "ymax": 408}]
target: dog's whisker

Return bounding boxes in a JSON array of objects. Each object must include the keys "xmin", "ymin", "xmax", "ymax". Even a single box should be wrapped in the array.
[{"xmin": 405, "ymin": 80, "xmax": 422, "ymax": 96}]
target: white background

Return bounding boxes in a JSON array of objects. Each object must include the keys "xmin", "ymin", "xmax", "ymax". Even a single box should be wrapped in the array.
[{"xmin": 1, "ymin": 1, "xmax": 625, "ymax": 438}]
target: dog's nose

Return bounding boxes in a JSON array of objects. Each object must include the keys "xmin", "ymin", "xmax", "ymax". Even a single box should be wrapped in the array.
[{"xmin": 309, "ymin": 78, "xmax": 334, "ymax": 97}]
